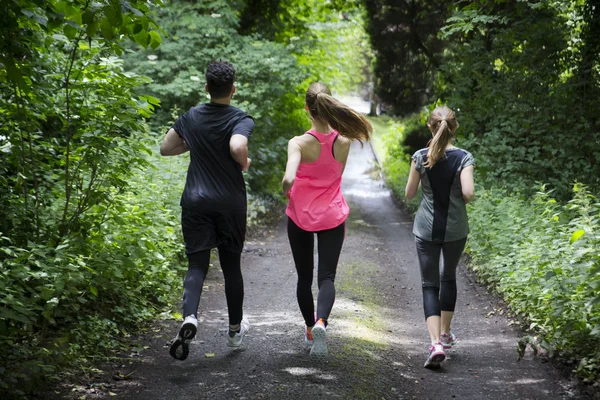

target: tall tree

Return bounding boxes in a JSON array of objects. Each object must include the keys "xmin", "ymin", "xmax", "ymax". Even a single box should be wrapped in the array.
[{"xmin": 363, "ymin": 0, "xmax": 452, "ymax": 114}]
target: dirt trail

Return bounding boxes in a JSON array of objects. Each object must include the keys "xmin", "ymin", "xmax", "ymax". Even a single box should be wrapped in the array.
[{"xmin": 50, "ymin": 141, "xmax": 591, "ymax": 400}]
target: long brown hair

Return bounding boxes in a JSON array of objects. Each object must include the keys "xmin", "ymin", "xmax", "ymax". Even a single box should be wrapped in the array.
[
  {"xmin": 425, "ymin": 106, "xmax": 459, "ymax": 168},
  {"xmin": 305, "ymin": 82, "xmax": 372, "ymax": 141}
]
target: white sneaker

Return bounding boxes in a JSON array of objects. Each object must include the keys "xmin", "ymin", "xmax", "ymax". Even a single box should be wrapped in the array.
[
  {"xmin": 227, "ymin": 317, "xmax": 250, "ymax": 348},
  {"xmin": 310, "ymin": 319, "xmax": 327, "ymax": 360},
  {"xmin": 169, "ymin": 315, "xmax": 198, "ymax": 360}
]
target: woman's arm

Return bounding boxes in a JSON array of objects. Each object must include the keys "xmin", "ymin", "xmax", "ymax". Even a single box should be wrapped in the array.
[
  {"xmin": 460, "ymin": 165, "xmax": 475, "ymax": 203},
  {"xmin": 282, "ymin": 139, "xmax": 302, "ymax": 196},
  {"xmin": 160, "ymin": 128, "xmax": 189, "ymax": 156},
  {"xmin": 405, "ymin": 160, "xmax": 421, "ymax": 201}
]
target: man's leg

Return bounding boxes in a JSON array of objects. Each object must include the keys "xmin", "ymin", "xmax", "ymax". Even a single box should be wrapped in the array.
[
  {"xmin": 182, "ymin": 250, "xmax": 211, "ymax": 318},
  {"xmin": 215, "ymin": 209, "xmax": 249, "ymax": 347},
  {"xmin": 217, "ymin": 247, "xmax": 244, "ymax": 328},
  {"xmin": 171, "ymin": 208, "xmax": 217, "ymax": 360}
]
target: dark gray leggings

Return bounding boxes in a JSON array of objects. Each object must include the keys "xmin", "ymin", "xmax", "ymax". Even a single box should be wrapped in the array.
[
  {"xmin": 182, "ymin": 248, "xmax": 244, "ymax": 325},
  {"xmin": 415, "ymin": 236, "xmax": 467, "ymax": 319}
]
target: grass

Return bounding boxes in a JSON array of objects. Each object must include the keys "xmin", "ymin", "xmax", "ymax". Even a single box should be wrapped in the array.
[{"xmin": 366, "ymin": 115, "xmax": 393, "ymax": 164}]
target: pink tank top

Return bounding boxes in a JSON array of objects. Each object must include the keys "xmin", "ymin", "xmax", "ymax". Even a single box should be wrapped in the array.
[{"xmin": 285, "ymin": 130, "xmax": 350, "ymax": 232}]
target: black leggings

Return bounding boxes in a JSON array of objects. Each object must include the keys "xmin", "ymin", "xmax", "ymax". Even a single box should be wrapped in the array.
[
  {"xmin": 182, "ymin": 247, "xmax": 244, "ymax": 325},
  {"xmin": 287, "ymin": 218, "xmax": 345, "ymax": 327},
  {"xmin": 415, "ymin": 236, "xmax": 467, "ymax": 319}
]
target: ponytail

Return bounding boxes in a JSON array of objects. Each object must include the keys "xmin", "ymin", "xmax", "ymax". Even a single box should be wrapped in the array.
[
  {"xmin": 424, "ymin": 106, "xmax": 459, "ymax": 168},
  {"xmin": 305, "ymin": 82, "xmax": 372, "ymax": 142}
]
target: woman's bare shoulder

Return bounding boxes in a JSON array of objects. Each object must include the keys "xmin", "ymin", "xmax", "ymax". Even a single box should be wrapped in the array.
[{"xmin": 336, "ymin": 134, "xmax": 352, "ymax": 147}]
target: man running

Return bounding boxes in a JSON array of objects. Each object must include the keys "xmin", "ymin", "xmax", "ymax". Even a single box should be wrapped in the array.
[{"xmin": 160, "ymin": 60, "xmax": 254, "ymax": 361}]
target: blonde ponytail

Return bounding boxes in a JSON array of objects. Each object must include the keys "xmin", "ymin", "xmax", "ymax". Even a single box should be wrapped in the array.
[
  {"xmin": 305, "ymin": 83, "xmax": 372, "ymax": 142},
  {"xmin": 424, "ymin": 106, "xmax": 459, "ymax": 168}
]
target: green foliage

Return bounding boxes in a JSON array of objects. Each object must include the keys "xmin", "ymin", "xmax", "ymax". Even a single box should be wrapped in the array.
[
  {"xmin": 367, "ymin": 0, "xmax": 600, "ymax": 197},
  {"xmin": 0, "ymin": 0, "xmax": 187, "ymax": 395},
  {"xmin": 437, "ymin": 0, "xmax": 600, "ymax": 198},
  {"xmin": 238, "ymin": 0, "xmax": 371, "ymax": 95},
  {"xmin": 0, "ymin": 143, "xmax": 186, "ymax": 395},
  {"xmin": 363, "ymin": 0, "xmax": 452, "ymax": 114},
  {"xmin": 467, "ymin": 184, "xmax": 600, "ymax": 381}
]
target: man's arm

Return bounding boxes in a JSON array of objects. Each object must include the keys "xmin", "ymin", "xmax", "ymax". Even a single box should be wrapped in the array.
[
  {"xmin": 160, "ymin": 128, "xmax": 189, "ymax": 156},
  {"xmin": 230, "ymin": 134, "xmax": 251, "ymax": 171}
]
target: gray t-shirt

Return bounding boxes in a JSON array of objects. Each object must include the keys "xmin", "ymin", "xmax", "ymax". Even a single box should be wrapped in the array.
[{"xmin": 412, "ymin": 147, "xmax": 474, "ymax": 242}]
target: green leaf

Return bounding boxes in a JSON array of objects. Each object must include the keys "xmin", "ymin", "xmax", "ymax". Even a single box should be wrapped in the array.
[
  {"xmin": 63, "ymin": 24, "xmax": 78, "ymax": 40},
  {"xmin": 134, "ymin": 31, "xmax": 149, "ymax": 48},
  {"xmin": 132, "ymin": 23, "xmax": 143, "ymax": 34},
  {"xmin": 90, "ymin": 286, "xmax": 98, "ymax": 296},
  {"xmin": 101, "ymin": 18, "xmax": 114, "ymax": 40},
  {"xmin": 4, "ymin": 60, "xmax": 24, "ymax": 86},
  {"xmin": 570, "ymin": 229, "xmax": 585, "ymax": 244},
  {"xmin": 86, "ymin": 21, "xmax": 99, "ymax": 38},
  {"xmin": 149, "ymin": 30, "xmax": 161, "ymax": 50},
  {"xmin": 82, "ymin": 9, "xmax": 95, "ymax": 24}
]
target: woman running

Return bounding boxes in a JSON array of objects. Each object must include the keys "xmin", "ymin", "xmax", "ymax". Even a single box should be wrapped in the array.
[
  {"xmin": 405, "ymin": 105, "xmax": 475, "ymax": 368},
  {"xmin": 282, "ymin": 82, "xmax": 372, "ymax": 359}
]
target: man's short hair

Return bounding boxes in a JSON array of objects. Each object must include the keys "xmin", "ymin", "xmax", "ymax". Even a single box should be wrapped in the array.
[{"xmin": 206, "ymin": 60, "xmax": 235, "ymax": 99}]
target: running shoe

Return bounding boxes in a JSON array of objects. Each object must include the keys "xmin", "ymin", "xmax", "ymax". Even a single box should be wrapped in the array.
[
  {"xmin": 310, "ymin": 318, "xmax": 327, "ymax": 360},
  {"xmin": 424, "ymin": 342, "xmax": 446, "ymax": 369},
  {"xmin": 169, "ymin": 315, "xmax": 198, "ymax": 361},
  {"xmin": 305, "ymin": 327, "xmax": 313, "ymax": 345},
  {"xmin": 227, "ymin": 317, "xmax": 250, "ymax": 348},
  {"xmin": 440, "ymin": 332, "xmax": 456, "ymax": 349}
]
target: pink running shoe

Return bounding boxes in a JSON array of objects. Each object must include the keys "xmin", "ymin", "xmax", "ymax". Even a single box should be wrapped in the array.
[
  {"xmin": 440, "ymin": 332, "xmax": 456, "ymax": 349},
  {"xmin": 424, "ymin": 342, "xmax": 446, "ymax": 368}
]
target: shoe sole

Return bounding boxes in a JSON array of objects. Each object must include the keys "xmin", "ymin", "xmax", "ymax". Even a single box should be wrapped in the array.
[
  {"xmin": 169, "ymin": 321, "xmax": 197, "ymax": 361},
  {"xmin": 310, "ymin": 325, "xmax": 327, "ymax": 360},
  {"xmin": 424, "ymin": 352, "xmax": 446, "ymax": 369}
]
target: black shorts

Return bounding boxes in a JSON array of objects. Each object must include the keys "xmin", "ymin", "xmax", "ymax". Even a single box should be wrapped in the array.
[{"xmin": 181, "ymin": 208, "xmax": 247, "ymax": 254}]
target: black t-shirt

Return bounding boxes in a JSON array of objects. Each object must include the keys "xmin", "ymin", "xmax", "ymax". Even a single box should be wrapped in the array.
[{"xmin": 172, "ymin": 102, "xmax": 254, "ymax": 211}]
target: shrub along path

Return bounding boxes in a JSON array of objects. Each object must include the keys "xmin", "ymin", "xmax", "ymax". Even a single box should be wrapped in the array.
[{"xmin": 46, "ymin": 142, "xmax": 592, "ymax": 400}]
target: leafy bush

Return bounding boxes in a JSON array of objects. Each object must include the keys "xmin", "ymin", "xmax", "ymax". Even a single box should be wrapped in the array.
[
  {"xmin": 0, "ymin": 0, "xmax": 187, "ymax": 394},
  {"xmin": 437, "ymin": 1, "xmax": 600, "ymax": 199},
  {"xmin": 467, "ymin": 184, "xmax": 600, "ymax": 381},
  {"xmin": 0, "ymin": 142, "xmax": 187, "ymax": 394}
]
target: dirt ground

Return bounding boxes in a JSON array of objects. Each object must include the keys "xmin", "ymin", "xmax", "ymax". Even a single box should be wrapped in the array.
[{"xmin": 43, "ymin": 141, "xmax": 598, "ymax": 400}]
